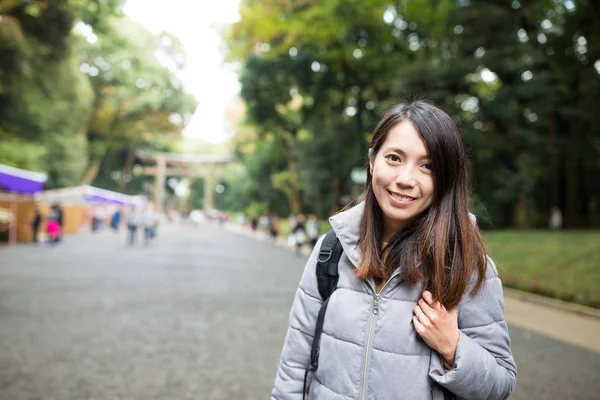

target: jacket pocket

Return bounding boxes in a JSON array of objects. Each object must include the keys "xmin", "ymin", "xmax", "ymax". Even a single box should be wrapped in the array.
[{"xmin": 430, "ymin": 383, "xmax": 457, "ymax": 400}]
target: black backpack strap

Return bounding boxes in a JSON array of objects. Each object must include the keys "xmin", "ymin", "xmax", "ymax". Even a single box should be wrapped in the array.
[
  {"xmin": 316, "ymin": 230, "xmax": 342, "ymax": 300},
  {"xmin": 302, "ymin": 230, "xmax": 343, "ymax": 400}
]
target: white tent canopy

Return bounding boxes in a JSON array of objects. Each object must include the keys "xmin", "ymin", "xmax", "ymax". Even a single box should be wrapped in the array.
[{"xmin": 35, "ymin": 185, "xmax": 146, "ymax": 207}]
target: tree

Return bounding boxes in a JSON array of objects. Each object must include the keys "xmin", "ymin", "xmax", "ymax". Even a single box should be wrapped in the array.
[
  {"xmin": 0, "ymin": 0, "xmax": 198, "ymax": 191},
  {"xmin": 226, "ymin": 0, "xmax": 412, "ymax": 216},
  {"xmin": 225, "ymin": 0, "xmax": 600, "ymax": 228},
  {"xmin": 0, "ymin": 54, "xmax": 93, "ymax": 187},
  {"xmin": 0, "ymin": 0, "xmax": 120, "ymax": 185},
  {"xmin": 77, "ymin": 16, "xmax": 197, "ymax": 187}
]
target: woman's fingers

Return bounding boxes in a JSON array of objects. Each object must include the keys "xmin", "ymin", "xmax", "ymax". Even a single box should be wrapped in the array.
[
  {"xmin": 422, "ymin": 290, "xmax": 435, "ymax": 305},
  {"xmin": 413, "ymin": 304, "xmax": 428, "ymax": 317},
  {"xmin": 412, "ymin": 316, "xmax": 426, "ymax": 334},
  {"xmin": 418, "ymin": 298, "xmax": 435, "ymax": 315},
  {"xmin": 413, "ymin": 305, "xmax": 432, "ymax": 330}
]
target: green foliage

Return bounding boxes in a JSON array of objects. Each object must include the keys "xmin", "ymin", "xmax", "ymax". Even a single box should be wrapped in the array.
[
  {"xmin": 45, "ymin": 132, "xmax": 88, "ymax": 187},
  {"xmin": 79, "ymin": 16, "xmax": 198, "ymax": 188},
  {"xmin": 233, "ymin": 129, "xmax": 291, "ymax": 215},
  {"xmin": 189, "ymin": 178, "xmax": 205, "ymax": 210},
  {"xmin": 217, "ymin": 163, "xmax": 253, "ymax": 212},
  {"xmin": 0, "ymin": 0, "xmax": 198, "ymax": 192},
  {"xmin": 224, "ymin": 0, "xmax": 600, "ymax": 227},
  {"xmin": 227, "ymin": 0, "xmax": 408, "ymax": 217},
  {"xmin": 0, "ymin": 11, "xmax": 95, "ymax": 182},
  {"xmin": 245, "ymin": 201, "xmax": 268, "ymax": 219},
  {"xmin": 0, "ymin": 138, "xmax": 46, "ymax": 171}
]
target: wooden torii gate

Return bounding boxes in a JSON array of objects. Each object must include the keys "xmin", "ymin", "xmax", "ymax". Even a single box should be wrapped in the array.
[{"xmin": 135, "ymin": 151, "xmax": 234, "ymax": 211}]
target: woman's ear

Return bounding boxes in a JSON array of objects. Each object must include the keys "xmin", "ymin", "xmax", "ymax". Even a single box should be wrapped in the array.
[{"xmin": 368, "ymin": 148, "xmax": 374, "ymax": 173}]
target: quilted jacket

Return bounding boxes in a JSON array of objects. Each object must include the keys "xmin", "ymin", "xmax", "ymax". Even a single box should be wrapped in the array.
[{"xmin": 272, "ymin": 202, "xmax": 517, "ymax": 400}]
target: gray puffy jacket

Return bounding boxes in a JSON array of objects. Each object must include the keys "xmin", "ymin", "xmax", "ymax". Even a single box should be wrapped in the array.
[{"xmin": 272, "ymin": 202, "xmax": 517, "ymax": 400}]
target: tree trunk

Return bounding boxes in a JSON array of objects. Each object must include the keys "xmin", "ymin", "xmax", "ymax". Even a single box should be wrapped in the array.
[
  {"xmin": 276, "ymin": 127, "xmax": 302, "ymax": 213},
  {"xmin": 564, "ymin": 148, "xmax": 579, "ymax": 228},
  {"xmin": 548, "ymin": 110, "xmax": 561, "ymax": 211},
  {"xmin": 513, "ymin": 187, "xmax": 528, "ymax": 229},
  {"xmin": 289, "ymin": 191, "xmax": 301, "ymax": 215},
  {"xmin": 119, "ymin": 147, "xmax": 136, "ymax": 192},
  {"xmin": 81, "ymin": 100, "xmax": 122, "ymax": 186},
  {"xmin": 81, "ymin": 158, "xmax": 103, "ymax": 185}
]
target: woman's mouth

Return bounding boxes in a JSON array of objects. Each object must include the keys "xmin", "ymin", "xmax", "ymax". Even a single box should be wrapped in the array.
[{"xmin": 388, "ymin": 191, "xmax": 416, "ymax": 206}]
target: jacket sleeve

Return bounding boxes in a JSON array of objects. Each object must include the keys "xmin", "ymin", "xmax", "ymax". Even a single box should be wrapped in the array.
[
  {"xmin": 429, "ymin": 256, "xmax": 517, "ymax": 400},
  {"xmin": 271, "ymin": 236, "xmax": 325, "ymax": 400}
]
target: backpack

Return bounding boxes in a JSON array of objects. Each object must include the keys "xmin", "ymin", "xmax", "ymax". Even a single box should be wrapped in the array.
[
  {"xmin": 302, "ymin": 229, "xmax": 343, "ymax": 400},
  {"xmin": 302, "ymin": 229, "xmax": 456, "ymax": 400}
]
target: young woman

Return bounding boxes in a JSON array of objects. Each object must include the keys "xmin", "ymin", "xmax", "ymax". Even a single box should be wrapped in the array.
[{"xmin": 272, "ymin": 101, "xmax": 516, "ymax": 400}]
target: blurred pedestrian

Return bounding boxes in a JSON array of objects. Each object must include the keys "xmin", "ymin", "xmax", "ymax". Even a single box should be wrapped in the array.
[
  {"xmin": 110, "ymin": 208, "xmax": 122, "ymax": 232},
  {"xmin": 91, "ymin": 207, "xmax": 105, "ymax": 232},
  {"xmin": 142, "ymin": 206, "xmax": 158, "ymax": 245},
  {"xmin": 30, "ymin": 208, "xmax": 42, "ymax": 243},
  {"xmin": 46, "ymin": 217, "xmax": 61, "ymax": 246},
  {"xmin": 127, "ymin": 206, "xmax": 142, "ymax": 246},
  {"xmin": 292, "ymin": 214, "xmax": 306, "ymax": 255},
  {"xmin": 306, "ymin": 214, "xmax": 319, "ymax": 248},
  {"xmin": 268, "ymin": 213, "xmax": 279, "ymax": 242},
  {"xmin": 549, "ymin": 206, "xmax": 562, "ymax": 230},
  {"xmin": 272, "ymin": 101, "xmax": 516, "ymax": 399},
  {"xmin": 51, "ymin": 203, "xmax": 64, "ymax": 241},
  {"xmin": 287, "ymin": 213, "xmax": 297, "ymax": 247}
]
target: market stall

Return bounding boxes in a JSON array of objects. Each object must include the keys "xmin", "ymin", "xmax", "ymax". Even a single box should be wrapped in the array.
[
  {"xmin": 35, "ymin": 185, "xmax": 147, "ymax": 234},
  {"xmin": 0, "ymin": 164, "xmax": 48, "ymax": 245}
]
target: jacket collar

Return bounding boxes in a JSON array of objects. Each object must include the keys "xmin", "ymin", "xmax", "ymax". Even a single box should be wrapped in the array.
[{"xmin": 328, "ymin": 201, "xmax": 364, "ymax": 268}]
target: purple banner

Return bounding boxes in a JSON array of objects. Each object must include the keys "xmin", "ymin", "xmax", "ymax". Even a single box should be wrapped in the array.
[
  {"xmin": 0, "ymin": 170, "xmax": 46, "ymax": 194},
  {"xmin": 83, "ymin": 194, "xmax": 135, "ymax": 206}
]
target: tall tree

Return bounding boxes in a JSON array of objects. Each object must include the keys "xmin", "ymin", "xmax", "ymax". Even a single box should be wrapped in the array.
[
  {"xmin": 0, "ymin": 0, "xmax": 198, "ymax": 191},
  {"xmin": 0, "ymin": 0, "xmax": 120, "ymax": 186},
  {"xmin": 224, "ymin": 0, "xmax": 600, "ymax": 227},
  {"xmin": 77, "ymin": 16, "xmax": 197, "ymax": 186}
]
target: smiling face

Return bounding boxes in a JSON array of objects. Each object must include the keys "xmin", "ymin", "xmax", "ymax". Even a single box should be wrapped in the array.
[{"xmin": 369, "ymin": 120, "xmax": 435, "ymax": 241}]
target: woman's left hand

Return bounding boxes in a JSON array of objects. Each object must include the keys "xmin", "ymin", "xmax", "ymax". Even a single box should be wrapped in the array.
[{"xmin": 413, "ymin": 290, "xmax": 460, "ymax": 366}]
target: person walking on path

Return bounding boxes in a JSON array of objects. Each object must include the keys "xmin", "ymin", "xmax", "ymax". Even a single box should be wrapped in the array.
[
  {"xmin": 142, "ymin": 206, "xmax": 158, "ymax": 245},
  {"xmin": 292, "ymin": 214, "xmax": 307, "ymax": 256},
  {"xmin": 272, "ymin": 101, "xmax": 516, "ymax": 400},
  {"xmin": 287, "ymin": 214, "xmax": 297, "ymax": 247},
  {"xmin": 46, "ymin": 216, "xmax": 61, "ymax": 246},
  {"xmin": 50, "ymin": 203, "xmax": 64, "ymax": 242},
  {"xmin": 30, "ymin": 208, "xmax": 42, "ymax": 243},
  {"xmin": 126, "ymin": 206, "xmax": 142, "ymax": 246},
  {"xmin": 268, "ymin": 213, "xmax": 279, "ymax": 243},
  {"xmin": 110, "ymin": 208, "xmax": 122, "ymax": 232},
  {"xmin": 305, "ymin": 214, "xmax": 319, "ymax": 249}
]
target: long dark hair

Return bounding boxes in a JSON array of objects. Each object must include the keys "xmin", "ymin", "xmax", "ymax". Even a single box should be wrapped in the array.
[{"xmin": 356, "ymin": 101, "xmax": 487, "ymax": 309}]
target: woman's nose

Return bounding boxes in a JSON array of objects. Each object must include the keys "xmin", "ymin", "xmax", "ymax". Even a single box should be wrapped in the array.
[{"xmin": 395, "ymin": 165, "xmax": 416, "ymax": 187}]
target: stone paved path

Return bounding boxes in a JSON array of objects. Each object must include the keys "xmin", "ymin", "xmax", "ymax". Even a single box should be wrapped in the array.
[{"xmin": 0, "ymin": 223, "xmax": 598, "ymax": 399}]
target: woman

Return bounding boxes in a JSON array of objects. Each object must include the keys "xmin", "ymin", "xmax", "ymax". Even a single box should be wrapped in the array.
[
  {"xmin": 272, "ymin": 101, "xmax": 516, "ymax": 399},
  {"xmin": 46, "ymin": 217, "xmax": 61, "ymax": 245}
]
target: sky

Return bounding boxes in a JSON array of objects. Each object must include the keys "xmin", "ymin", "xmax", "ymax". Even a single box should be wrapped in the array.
[{"xmin": 123, "ymin": 0, "xmax": 241, "ymax": 143}]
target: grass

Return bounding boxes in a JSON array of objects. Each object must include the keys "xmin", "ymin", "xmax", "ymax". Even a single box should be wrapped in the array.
[
  {"xmin": 277, "ymin": 218, "xmax": 600, "ymax": 308},
  {"xmin": 484, "ymin": 230, "xmax": 600, "ymax": 309}
]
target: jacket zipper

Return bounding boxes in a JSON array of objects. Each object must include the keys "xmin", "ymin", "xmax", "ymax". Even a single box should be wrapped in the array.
[{"xmin": 359, "ymin": 272, "xmax": 401, "ymax": 400}]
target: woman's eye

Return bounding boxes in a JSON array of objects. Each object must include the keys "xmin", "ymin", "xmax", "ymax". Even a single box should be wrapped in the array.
[
  {"xmin": 423, "ymin": 163, "xmax": 433, "ymax": 171},
  {"xmin": 385, "ymin": 154, "xmax": 401, "ymax": 162}
]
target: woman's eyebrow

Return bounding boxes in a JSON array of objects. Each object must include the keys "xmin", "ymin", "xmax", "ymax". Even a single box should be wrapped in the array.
[{"xmin": 384, "ymin": 147, "xmax": 431, "ymax": 160}]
